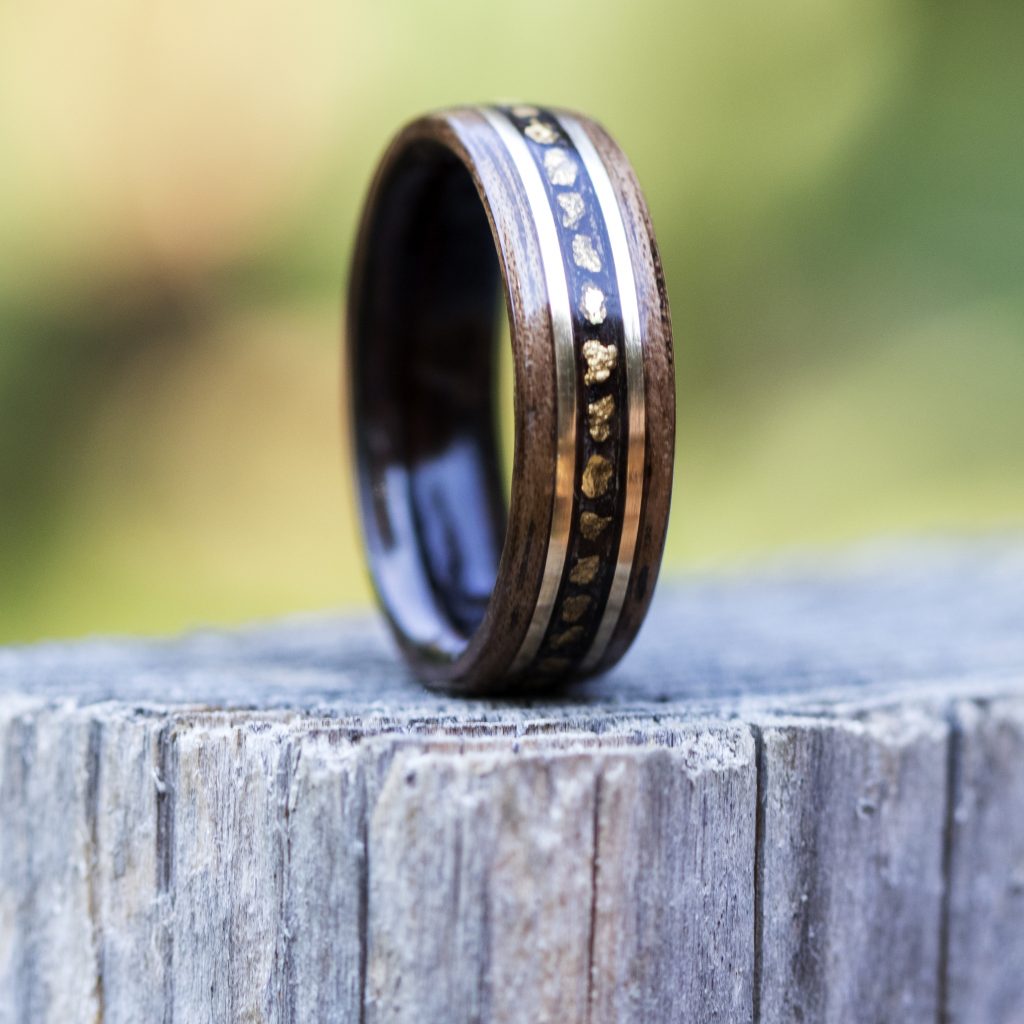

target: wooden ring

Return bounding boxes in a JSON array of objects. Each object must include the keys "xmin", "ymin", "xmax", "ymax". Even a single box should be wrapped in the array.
[{"xmin": 347, "ymin": 104, "xmax": 674, "ymax": 693}]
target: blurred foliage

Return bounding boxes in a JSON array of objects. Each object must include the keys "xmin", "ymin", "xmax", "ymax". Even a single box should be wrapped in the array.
[{"xmin": 1, "ymin": 0, "xmax": 1022, "ymax": 643}]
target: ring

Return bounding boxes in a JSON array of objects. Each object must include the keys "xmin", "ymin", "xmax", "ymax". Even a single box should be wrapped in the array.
[{"xmin": 347, "ymin": 104, "xmax": 674, "ymax": 693}]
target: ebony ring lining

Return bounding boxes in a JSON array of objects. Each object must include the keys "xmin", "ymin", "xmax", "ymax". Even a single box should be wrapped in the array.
[{"xmin": 348, "ymin": 104, "xmax": 673, "ymax": 693}]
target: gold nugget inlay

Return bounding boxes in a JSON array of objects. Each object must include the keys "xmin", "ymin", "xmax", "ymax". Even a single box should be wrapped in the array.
[
  {"xmin": 550, "ymin": 626, "xmax": 585, "ymax": 650},
  {"xmin": 580, "ymin": 284, "xmax": 607, "ymax": 325},
  {"xmin": 582, "ymin": 454, "xmax": 613, "ymax": 498},
  {"xmin": 582, "ymin": 340, "xmax": 618, "ymax": 385},
  {"xmin": 562, "ymin": 595, "xmax": 591, "ymax": 623},
  {"xmin": 538, "ymin": 656, "xmax": 571, "ymax": 675},
  {"xmin": 543, "ymin": 147, "xmax": 578, "ymax": 186},
  {"xmin": 587, "ymin": 394, "xmax": 615, "ymax": 442},
  {"xmin": 557, "ymin": 192, "xmax": 585, "ymax": 228},
  {"xmin": 572, "ymin": 234, "xmax": 602, "ymax": 272},
  {"xmin": 569, "ymin": 555, "xmax": 601, "ymax": 585},
  {"xmin": 525, "ymin": 119, "xmax": 559, "ymax": 145},
  {"xmin": 580, "ymin": 511, "xmax": 612, "ymax": 540}
]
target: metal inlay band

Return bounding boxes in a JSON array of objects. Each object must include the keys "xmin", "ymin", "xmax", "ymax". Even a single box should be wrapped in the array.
[
  {"xmin": 480, "ymin": 107, "xmax": 579, "ymax": 674},
  {"xmin": 558, "ymin": 114, "xmax": 647, "ymax": 672}
]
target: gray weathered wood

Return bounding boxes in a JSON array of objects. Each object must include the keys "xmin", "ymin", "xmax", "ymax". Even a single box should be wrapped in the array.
[
  {"xmin": 944, "ymin": 698, "xmax": 1024, "ymax": 1024},
  {"xmin": 1, "ymin": 542, "xmax": 1023, "ymax": 1023},
  {"xmin": 755, "ymin": 710, "xmax": 949, "ymax": 1021}
]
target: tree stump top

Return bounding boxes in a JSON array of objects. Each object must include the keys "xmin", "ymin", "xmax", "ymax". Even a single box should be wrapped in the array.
[
  {"xmin": 2, "ymin": 540, "xmax": 1023, "ymax": 1024},
  {"xmin": 4, "ymin": 540, "xmax": 1022, "ymax": 720}
]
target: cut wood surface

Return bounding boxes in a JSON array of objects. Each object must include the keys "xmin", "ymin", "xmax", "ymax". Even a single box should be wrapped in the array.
[{"xmin": 1, "ymin": 541, "xmax": 1023, "ymax": 1023}]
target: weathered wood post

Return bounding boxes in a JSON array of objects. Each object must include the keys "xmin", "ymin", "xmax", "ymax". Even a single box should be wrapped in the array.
[{"xmin": 2, "ymin": 544, "xmax": 1023, "ymax": 1023}]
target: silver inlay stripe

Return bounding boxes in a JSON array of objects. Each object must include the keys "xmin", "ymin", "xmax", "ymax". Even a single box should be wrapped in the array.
[
  {"xmin": 481, "ymin": 107, "xmax": 578, "ymax": 674},
  {"xmin": 559, "ymin": 114, "xmax": 647, "ymax": 672}
]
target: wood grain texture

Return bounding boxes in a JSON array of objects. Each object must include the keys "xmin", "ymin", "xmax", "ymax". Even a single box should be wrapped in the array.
[
  {"xmin": 943, "ymin": 698, "xmax": 1024, "ymax": 1024},
  {"xmin": 1, "ymin": 542, "xmax": 1023, "ymax": 1023},
  {"xmin": 755, "ymin": 710, "xmax": 948, "ymax": 1023}
]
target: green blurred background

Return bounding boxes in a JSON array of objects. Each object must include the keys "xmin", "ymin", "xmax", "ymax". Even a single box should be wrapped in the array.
[{"xmin": 1, "ymin": 0, "xmax": 1022, "ymax": 644}]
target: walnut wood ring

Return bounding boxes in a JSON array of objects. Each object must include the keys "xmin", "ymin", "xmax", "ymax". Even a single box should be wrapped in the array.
[{"xmin": 347, "ymin": 104, "xmax": 674, "ymax": 694}]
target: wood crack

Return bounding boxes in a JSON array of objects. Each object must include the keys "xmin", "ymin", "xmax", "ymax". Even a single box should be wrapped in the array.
[
  {"xmin": 585, "ymin": 768, "xmax": 603, "ymax": 1024},
  {"xmin": 154, "ymin": 719, "xmax": 176, "ymax": 1024},
  {"xmin": 935, "ymin": 703, "xmax": 963, "ymax": 1024},
  {"xmin": 84, "ymin": 719, "xmax": 105, "ymax": 1024},
  {"xmin": 751, "ymin": 725, "xmax": 766, "ymax": 1024},
  {"xmin": 275, "ymin": 738, "xmax": 297, "ymax": 1024},
  {"xmin": 357, "ymin": 758, "xmax": 369, "ymax": 1024}
]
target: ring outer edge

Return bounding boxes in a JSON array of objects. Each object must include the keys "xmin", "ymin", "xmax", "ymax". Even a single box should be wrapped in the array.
[
  {"xmin": 346, "ymin": 107, "xmax": 562, "ymax": 694},
  {"xmin": 564, "ymin": 113, "xmax": 676, "ymax": 677}
]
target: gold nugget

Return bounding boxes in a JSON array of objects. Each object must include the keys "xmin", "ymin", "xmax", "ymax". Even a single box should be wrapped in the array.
[
  {"xmin": 580, "ymin": 284, "xmax": 607, "ymax": 325},
  {"xmin": 538, "ymin": 657, "xmax": 571, "ymax": 675},
  {"xmin": 587, "ymin": 394, "xmax": 615, "ymax": 442},
  {"xmin": 543, "ymin": 147, "xmax": 578, "ymax": 186},
  {"xmin": 562, "ymin": 595, "xmax": 591, "ymax": 623},
  {"xmin": 582, "ymin": 454, "xmax": 613, "ymax": 499},
  {"xmin": 582, "ymin": 340, "xmax": 618, "ymax": 385},
  {"xmin": 549, "ymin": 626, "xmax": 585, "ymax": 650},
  {"xmin": 572, "ymin": 234, "xmax": 601, "ymax": 272},
  {"xmin": 569, "ymin": 555, "xmax": 601, "ymax": 585},
  {"xmin": 557, "ymin": 192, "xmax": 585, "ymax": 228},
  {"xmin": 580, "ymin": 511, "xmax": 612, "ymax": 540},
  {"xmin": 525, "ymin": 119, "xmax": 559, "ymax": 145}
]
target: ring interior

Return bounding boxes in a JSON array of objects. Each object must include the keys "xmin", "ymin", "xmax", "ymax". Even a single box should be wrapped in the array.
[{"xmin": 352, "ymin": 139, "xmax": 507, "ymax": 661}]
